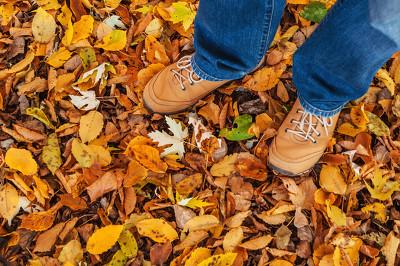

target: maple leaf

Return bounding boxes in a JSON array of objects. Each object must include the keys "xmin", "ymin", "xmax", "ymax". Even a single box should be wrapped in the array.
[
  {"xmin": 69, "ymin": 87, "xmax": 100, "ymax": 111},
  {"xmin": 168, "ymin": 2, "xmax": 196, "ymax": 31},
  {"xmin": 176, "ymin": 192, "xmax": 214, "ymax": 209},
  {"xmin": 148, "ymin": 116, "xmax": 188, "ymax": 158}
]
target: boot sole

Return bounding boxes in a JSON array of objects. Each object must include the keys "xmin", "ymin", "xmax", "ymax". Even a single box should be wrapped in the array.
[{"xmin": 267, "ymin": 161, "xmax": 311, "ymax": 177}]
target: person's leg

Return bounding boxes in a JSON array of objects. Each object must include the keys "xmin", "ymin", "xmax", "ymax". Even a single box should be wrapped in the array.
[
  {"xmin": 192, "ymin": 0, "xmax": 286, "ymax": 81},
  {"xmin": 293, "ymin": 0, "xmax": 400, "ymax": 116},
  {"xmin": 269, "ymin": 0, "xmax": 400, "ymax": 176},
  {"xmin": 143, "ymin": 0, "xmax": 286, "ymax": 114}
]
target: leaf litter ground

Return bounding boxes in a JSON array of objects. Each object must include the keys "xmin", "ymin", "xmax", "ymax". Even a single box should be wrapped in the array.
[{"xmin": 0, "ymin": 0, "xmax": 400, "ymax": 265}]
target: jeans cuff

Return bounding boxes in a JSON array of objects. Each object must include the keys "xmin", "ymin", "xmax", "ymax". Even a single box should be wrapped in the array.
[
  {"xmin": 190, "ymin": 54, "xmax": 227, "ymax": 82},
  {"xmin": 298, "ymin": 93, "xmax": 344, "ymax": 118}
]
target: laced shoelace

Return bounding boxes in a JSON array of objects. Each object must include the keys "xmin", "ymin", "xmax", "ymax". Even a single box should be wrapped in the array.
[
  {"xmin": 285, "ymin": 109, "xmax": 333, "ymax": 144},
  {"xmin": 171, "ymin": 55, "xmax": 202, "ymax": 90}
]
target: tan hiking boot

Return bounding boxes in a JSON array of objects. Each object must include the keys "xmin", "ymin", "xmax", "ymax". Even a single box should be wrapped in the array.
[
  {"xmin": 143, "ymin": 55, "xmax": 229, "ymax": 114},
  {"xmin": 268, "ymin": 99, "xmax": 340, "ymax": 176}
]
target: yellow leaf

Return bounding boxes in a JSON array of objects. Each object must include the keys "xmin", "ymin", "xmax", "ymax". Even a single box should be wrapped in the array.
[
  {"xmin": 177, "ymin": 196, "xmax": 214, "ymax": 209},
  {"xmin": 319, "ymin": 165, "xmax": 347, "ymax": 195},
  {"xmin": 71, "ymin": 15, "xmax": 94, "ymax": 44},
  {"xmin": 47, "ymin": 47, "xmax": 72, "ymax": 68},
  {"xmin": 8, "ymin": 51, "xmax": 35, "ymax": 74},
  {"xmin": 167, "ymin": 2, "xmax": 196, "ymax": 31},
  {"xmin": 350, "ymin": 105, "xmax": 368, "ymax": 128},
  {"xmin": 131, "ymin": 145, "xmax": 168, "ymax": 173},
  {"xmin": 365, "ymin": 168, "xmax": 400, "ymax": 201},
  {"xmin": 325, "ymin": 200, "xmax": 346, "ymax": 227},
  {"xmin": 136, "ymin": 218, "xmax": 178, "ymax": 243},
  {"xmin": 223, "ymin": 227, "xmax": 243, "ymax": 252},
  {"xmin": 118, "ymin": 230, "xmax": 138, "ymax": 258},
  {"xmin": 37, "ymin": 0, "xmax": 61, "ymax": 10},
  {"xmin": 183, "ymin": 215, "xmax": 220, "ymax": 233},
  {"xmin": 104, "ymin": 0, "xmax": 121, "ymax": 9},
  {"xmin": 95, "ymin": 30, "xmax": 127, "ymax": 51},
  {"xmin": 41, "ymin": 133, "xmax": 62, "ymax": 174},
  {"xmin": 210, "ymin": 153, "xmax": 238, "ymax": 177},
  {"xmin": 87, "ymin": 144, "xmax": 112, "ymax": 167},
  {"xmin": 243, "ymin": 65, "xmax": 285, "ymax": 91},
  {"xmin": 61, "ymin": 20, "xmax": 73, "ymax": 46},
  {"xmin": 376, "ymin": 69, "xmax": 395, "ymax": 95},
  {"xmin": 361, "ymin": 202, "xmax": 387, "ymax": 223},
  {"xmin": 71, "ymin": 138, "xmax": 94, "ymax": 168},
  {"xmin": 58, "ymin": 240, "xmax": 83, "ymax": 265},
  {"xmin": 86, "ymin": 225, "xmax": 124, "ymax": 254},
  {"xmin": 0, "ymin": 3, "xmax": 15, "ymax": 26},
  {"xmin": 145, "ymin": 18, "xmax": 163, "ymax": 38},
  {"xmin": 25, "ymin": 107, "xmax": 55, "ymax": 129},
  {"xmin": 57, "ymin": 3, "xmax": 72, "ymax": 27},
  {"xmin": 79, "ymin": 110, "xmax": 104, "ymax": 143},
  {"xmin": 32, "ymin": 175, "xmax": 49, "ymax": 199},
  {"xmin": 32, "ymin": 8, "xmax": 56, "ymax": 43},
  {"xmin": 5, "ymin": 148, "xmax": 38, "ymax": 175},
  {"xmin": 198, "ymin": 253, "xmax": 237, "ymax": 266},
  {"xmin": 184, "ymin": 248, "xmax": 211, "ymax": 266},
  {"xmin": 0, "ymin": 183, "xmax": 20, "ymax": 225},
  {"xmin": 337, "ymin": 122, "xmax": 365, "ymax": 137}
]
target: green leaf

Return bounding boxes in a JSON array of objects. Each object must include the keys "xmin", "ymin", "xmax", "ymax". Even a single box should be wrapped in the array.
[
  {"xmin": 106, "ymin": 250, "xmax": 127, "ymax": 266},
  {"xmin": 300, "ymin": 1, "xmax": 327, "ymax": 23},
  {"xmin": 41, "ymin": 133, "xmax": 63, "ymax": 174},
  {"xmin": 169, "ymin": 2, "xmax": 196, "ymax": 31},
  {"xmin": 365, "ymin": 111, "xmax": 390, "ymax": 137},
  {"xmin": 118, "ymin": 230, "xmax": 138, "ymax": 258},
  {"xmin": 219, "ymin": 114, "xmax": 254, "ymax": 141},
  {"xmin": 79, "ymin": 47, "xmax": 97, "ymax": 70}
]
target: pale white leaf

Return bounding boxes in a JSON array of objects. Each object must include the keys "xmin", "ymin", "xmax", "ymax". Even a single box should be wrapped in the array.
[
  {"xmin": 148, "ymin": 116, "xmax": 188, "ymax": 158},
  {"xmin": 69, "ymin": 87, "xmax": 100, "ymax": 111},
  {"xmin": 104, "ymin": 15, "xmax": 126, "ymax": 30}
]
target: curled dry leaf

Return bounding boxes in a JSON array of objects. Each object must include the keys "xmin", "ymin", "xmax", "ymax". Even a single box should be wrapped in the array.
[
  {"xmin": 223, "ymin": 227, "xmax": 243, "ymax": 252},
  {"xmin": 183, "ymin": 215, "xmax": 220, "ymax": 233},
  {"xmin": 239, "ymin": 235, "xmax": 273, "ymax": 250},
  {"xmin": 319, "ymin": 165, "xmax": 347, "ymax": 195}
]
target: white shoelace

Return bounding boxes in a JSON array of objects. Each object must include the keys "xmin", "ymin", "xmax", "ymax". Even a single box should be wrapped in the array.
[
  {"xmin": 171, "ymin": 55, "xmax": 202, "ymax": 90},
  {"xmin": 286, "ymin": 109, "xmax": 333, "ymax": 143}
]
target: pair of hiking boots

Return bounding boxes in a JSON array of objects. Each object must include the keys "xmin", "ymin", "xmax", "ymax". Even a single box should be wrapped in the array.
[{"xmin": 143, "ymin": 55, "xmax": 339, "ymax": 176}]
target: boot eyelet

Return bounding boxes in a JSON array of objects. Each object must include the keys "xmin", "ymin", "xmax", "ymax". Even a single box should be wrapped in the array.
[
  {"xmin": 285, "ymin": 128, "xmax": 288, "ymax": 133},
  {"xmin": 312, "ymin": 140, "xmax": 317, "ymax": 144},
  {"xmin": 290, "ymin": 119, "xmax": 295, "ymax": 124}
]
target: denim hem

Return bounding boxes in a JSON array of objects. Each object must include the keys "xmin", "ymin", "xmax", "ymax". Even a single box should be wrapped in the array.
[
  {"xmin": 190, "ymin": 54, "xmax": 227, "ymax": 82},
  {"xmin": 298, "ymin": 93, "xmax": 344, "ymax": 118}
]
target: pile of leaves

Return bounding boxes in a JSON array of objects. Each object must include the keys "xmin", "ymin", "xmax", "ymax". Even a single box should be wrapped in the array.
[{"xmin": 0, "ymin": 0, "xmax": 400, "ymax": 265}]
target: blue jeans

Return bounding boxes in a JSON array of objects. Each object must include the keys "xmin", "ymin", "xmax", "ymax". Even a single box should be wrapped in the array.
[{"xmin": 191, "ymin": 0, "xmax": 400, "ymax": 117}]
